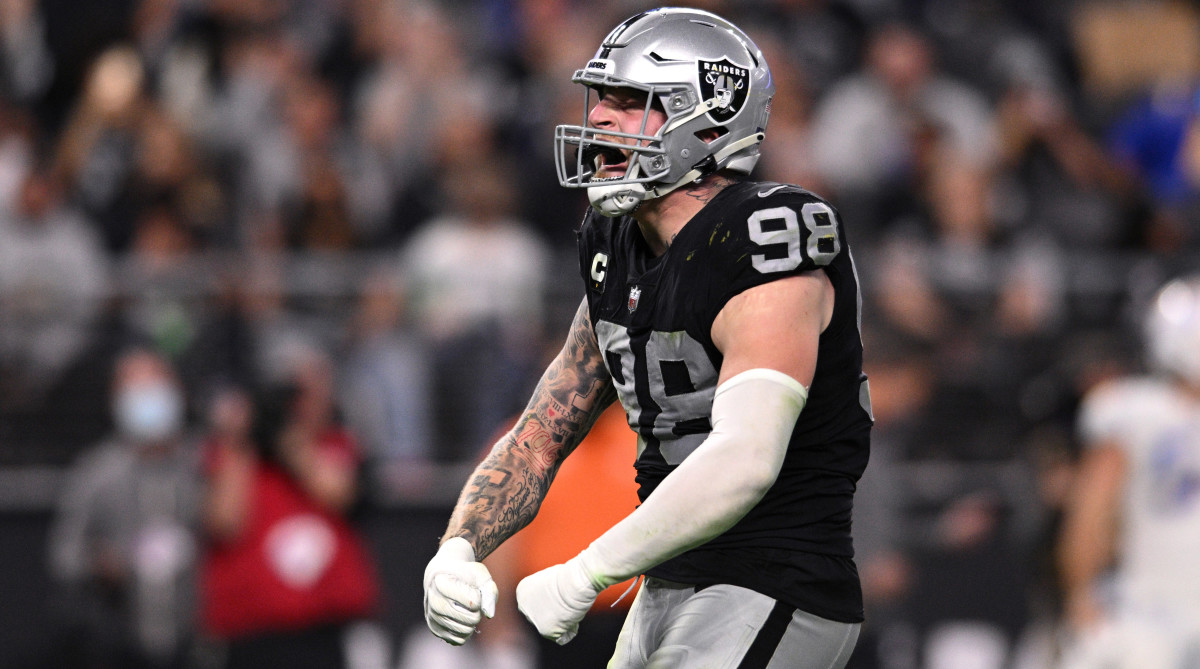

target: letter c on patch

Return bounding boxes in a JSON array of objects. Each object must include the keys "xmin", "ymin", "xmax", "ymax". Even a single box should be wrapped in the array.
[{"xmin": 591, "ymin": 253, "xmax": 608, "ymax": 283}]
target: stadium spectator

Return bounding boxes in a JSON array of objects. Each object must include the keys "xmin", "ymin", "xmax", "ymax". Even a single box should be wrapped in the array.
[
  {"xmin": 0, "ymin": 165, "xmax": 109, "ymax": 415},
  {"xmin": 810, "ymin": 22, "xmax": 996, "ymax": 233},
  {"xmin": 995, "ymin": 73, "xmax": 1144, "ymax": 252},
  {"xmin": 350, "ymin": 0, "xmax": 472, "ymax": 246},
  {"xmin": 0, "ymin": 0, "xmax": 54, "ymax": 106},
  {"xmin": 399, "ymin": 161, "xmax": 550, "ymax": 462},
  {"xmin": 47, "ymin": 347, "xmax": 200, "ymax": 669},
  {"xmin": 339, "ymin": 266, "xmax": 434, "ymax": 479},
  {"xmin": 52, "ymin": 45, "xmax": 153, "ymax": 253},
  {"xmin": 198, "ymin": 366, "xmax": 384, "ymax": 669}
]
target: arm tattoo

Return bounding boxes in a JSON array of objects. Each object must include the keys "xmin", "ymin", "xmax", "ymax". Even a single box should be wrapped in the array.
[{"xmin": 444, "ymin": 299, "xmax": 618, "ymax": 559}]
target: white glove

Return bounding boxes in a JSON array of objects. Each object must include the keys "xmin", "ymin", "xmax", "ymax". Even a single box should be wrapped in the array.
[
  {"xmin": 423, "ymin": 537, "xmax": 499, "ymax": 645},
  {"xmin": 515, "ymin": 555, "xmax": 603, "ymax": 645}
]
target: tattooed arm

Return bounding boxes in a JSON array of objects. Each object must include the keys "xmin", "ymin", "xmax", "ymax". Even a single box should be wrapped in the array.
[
  {"xmin": 424, "ymin": 298, "xmax": 614, "ymax": 645},
  {"xmin": 443, "ymin": 297, "xmax": 617, "ymax": 559}
]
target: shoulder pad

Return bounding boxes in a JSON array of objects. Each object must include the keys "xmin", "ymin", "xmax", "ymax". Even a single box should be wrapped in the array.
[{"xmin": 1078, "ymin": 376, "xmax": 1172, "ymax": 447}]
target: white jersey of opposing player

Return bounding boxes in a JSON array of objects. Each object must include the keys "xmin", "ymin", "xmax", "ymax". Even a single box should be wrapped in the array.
[{"xmin": 1079, "ymin": 376, "xmax": 1200, "ymax": 615}]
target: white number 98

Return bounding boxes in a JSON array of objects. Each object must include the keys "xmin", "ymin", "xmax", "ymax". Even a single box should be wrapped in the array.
[{"xmin": 747, "ymin": 202, "xmax": 840, "ymax": 272}]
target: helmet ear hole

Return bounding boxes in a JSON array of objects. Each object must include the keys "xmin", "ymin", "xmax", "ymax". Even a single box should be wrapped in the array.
[{"xmin": 695, "ymin": 127, "xmax": 727, "ymax": 144}]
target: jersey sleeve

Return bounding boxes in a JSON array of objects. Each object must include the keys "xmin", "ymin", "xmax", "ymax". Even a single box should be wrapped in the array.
[
  {"xmin": 1077, "ymin": 382, "xmax": 1127, "ymax": 448},
  {"xmin": 1076, "ymin": 378, "xmax": 1162, "ymax": 451},
  {"xmin": 705, "ymin": 187, "xmax": 845, "ymax": 318}
]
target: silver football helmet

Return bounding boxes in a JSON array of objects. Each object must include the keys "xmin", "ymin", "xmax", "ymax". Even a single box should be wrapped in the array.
[
  {"xmin": 1145, "ymin": 275, "xmax": 1200, "ymax": 387},
  {"xmin": 555, "ymin": 8, "xmax": 774, "ymax": 216}
]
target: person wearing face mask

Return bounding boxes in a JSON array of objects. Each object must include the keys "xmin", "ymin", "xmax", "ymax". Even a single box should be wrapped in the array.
[
  {"xmin": 46, "ymin": 346, "xmax": 201, "ymax": 669},
  {"xmin": 197, "ymin": 358, "xmax": 383, "ymax": 669}
]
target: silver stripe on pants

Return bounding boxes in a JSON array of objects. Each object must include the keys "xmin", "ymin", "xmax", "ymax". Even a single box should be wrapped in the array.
[{"xmin": 607, "ymin": 578, "xmax": 861, "ymax": 669}]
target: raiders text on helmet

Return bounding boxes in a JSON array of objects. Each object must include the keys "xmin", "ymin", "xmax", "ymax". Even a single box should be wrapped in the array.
[{"xmin": 554, "ymin": 8, "xmax": 775, "ymax": 216}]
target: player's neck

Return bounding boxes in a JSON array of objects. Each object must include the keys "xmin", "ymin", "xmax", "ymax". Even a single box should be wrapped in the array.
[{"xmin": 633, "ymin": 174, "xmax": 737, "ymax": 256}]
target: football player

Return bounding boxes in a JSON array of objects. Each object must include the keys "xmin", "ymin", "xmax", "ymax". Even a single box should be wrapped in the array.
[
  {"xmin": 1057, "ymin": 275, "xmax": 1200, "ymax": 669},
  {"xmin": 423, "ymin": 8, "xmax": 872, "ymax": 667}
]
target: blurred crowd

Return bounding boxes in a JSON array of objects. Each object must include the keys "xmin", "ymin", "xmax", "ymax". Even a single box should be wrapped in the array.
[{"xmin": 3, "ymin": 0, "xmax": 1200, "ymax": 667}]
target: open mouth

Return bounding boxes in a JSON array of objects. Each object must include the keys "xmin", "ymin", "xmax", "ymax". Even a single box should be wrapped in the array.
[{"xmin": 583, "ymin": 145, "xmax": 629, "ymax": 178}]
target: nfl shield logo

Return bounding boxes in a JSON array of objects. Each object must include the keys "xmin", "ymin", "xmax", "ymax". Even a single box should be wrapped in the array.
[{"xmin": 627, "ymin": 286, "xmax": 642, "ymax": 312}]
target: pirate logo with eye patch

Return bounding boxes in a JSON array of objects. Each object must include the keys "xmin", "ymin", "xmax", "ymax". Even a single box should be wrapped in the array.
[{"xmin": 698, "ymin": 58, "xmax": 749, "ymax": 123}]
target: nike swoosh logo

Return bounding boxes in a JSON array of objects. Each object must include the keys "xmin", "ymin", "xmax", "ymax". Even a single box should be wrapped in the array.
[{"xmin": 757, "ymin": 185, "xmax": 788, "ymax": 197}]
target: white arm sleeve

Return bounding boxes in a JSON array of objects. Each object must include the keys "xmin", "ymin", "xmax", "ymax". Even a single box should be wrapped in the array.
[{"xmin": 575, "ymin": 368, "xmax": 808, "ymax": 588}]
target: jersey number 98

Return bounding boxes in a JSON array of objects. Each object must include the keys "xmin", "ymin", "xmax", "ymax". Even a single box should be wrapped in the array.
[{"xmin": 748, "ymin": 202, "xmax": 840, "ymax": 272}]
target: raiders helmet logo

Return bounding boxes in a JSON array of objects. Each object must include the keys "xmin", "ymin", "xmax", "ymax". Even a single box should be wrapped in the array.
[{"xmin": 698, "ymin": 58, "xmax": 749, "ymax": 123}]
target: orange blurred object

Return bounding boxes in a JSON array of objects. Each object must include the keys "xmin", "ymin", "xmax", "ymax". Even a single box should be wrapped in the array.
[{"xmin": 515, "ymin": 405, "xmax": 642, "ymax": 608}]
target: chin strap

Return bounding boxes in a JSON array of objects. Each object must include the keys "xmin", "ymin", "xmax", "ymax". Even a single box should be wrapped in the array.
[
  {"xmin": 587, "ymin": 164, "xmax": 647, "ymax": 217},
  {"xmin": 644, "ymin": 131, "xmax": 765, "ymax": 199}
]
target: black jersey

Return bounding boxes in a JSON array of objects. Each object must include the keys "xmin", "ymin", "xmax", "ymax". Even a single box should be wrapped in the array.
[{"xmin": 576, "ymin": 180, "xmax": 873, "ymax": 623}]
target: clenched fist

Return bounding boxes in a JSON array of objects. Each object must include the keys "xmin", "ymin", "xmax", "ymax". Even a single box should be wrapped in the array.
[
  {"xmin": 516, "ymin": 556, "xmax": 603, "ymax": 645},
  {"xmin": 423, "ymin": 537, "xmax": 499, "ymax": 645}
]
